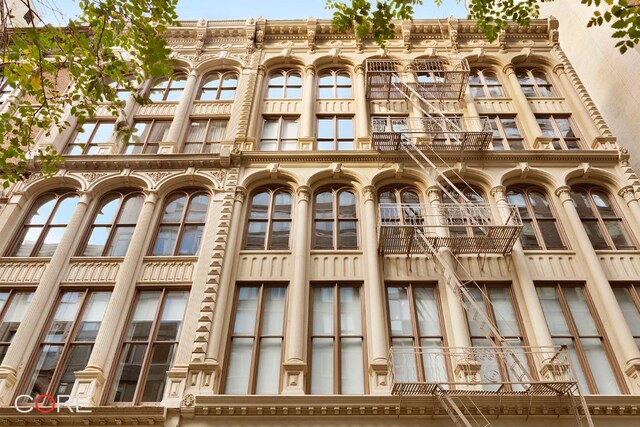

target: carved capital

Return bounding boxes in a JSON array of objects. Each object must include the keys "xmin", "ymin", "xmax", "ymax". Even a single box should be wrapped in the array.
[
  {"xmin": 143, "ymin": 189, "xmax": 159, "ymax": 205},
  {"xmin": 552, "ymin": 63, "xmax": 566, "ymax": 76},
  {"xmin": 618, "ymin": 185, "xmax": 638, "ymax": 204},
  {"xmin": 257, "ymin": 65, "xmax": 267, "ymax": 77},
  {"xmin": 77, "ymin": 190, "xmax": 93, "ymax": 206},
  {"xmin": 304, "ymin": 65, "xmax": 316, "ymax": 76},
  {"xmin": 354, "ymin": 64, "xmax": 365, "ymax": 75},
  {"xmin": 426, "ymin": 186, "xmax": 442, "ymax": 203},
  {"xmin": 296, "ymin": 185, "xmax": 311, "ymax": 203},
  {"xmin": 555, "ymin": 185, "xmax": 572, "ymax": 202},
  {"xmin": 490, "ymin": 185, "xmax": 507, "ymax": 202},
  {"xmin": 362, "ymin": 185, "xmax": 376, "ymax": 203},
  {"xmin": 502, "ymin": 63, "xmax": 516, "ymax": 76},
  {"xmin": 235, "ymin": 186, "xmax": 247, "ymax": 204}
]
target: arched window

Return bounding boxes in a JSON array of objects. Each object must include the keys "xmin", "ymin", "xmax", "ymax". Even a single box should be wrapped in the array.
[
  {"xmin": 81, "ymin": 191, "xmax": 144, "ymax": 256},
  {"xmin": 506, "ymin": 187, "xmax": 565, "ymax": 250},
  {"xmin": 378, "ymin": 187, "xmax": 423, "ymax": 226},
  {"xmin": 198, "ymin": 72, "xmax": 238, "ymax": 100},
  {"xmin": 108, "ymin": 77, "xmax": 136, "ymax": 102},
  {"xmin": 441, "ymin": 185, "xmax": 489, "ymax": 238},
  {"xmin": 245, "ymin": 188, "xmax": 293, "ymax": 250},
  {"xmin": 10, "ymin": 192, "xmax": 79, "ymax": 257},
  {"xmin": 266, "ymin": 70, "xmax": 302, "ymax": 99},
  {"xmin": 469, "ymin": 68, "xmax": 504, "ymax": 98},
  {"xmin": 148, "ymin": 75, "xmax": 187, "ymax": 102},
  {"xmin": 150, "ymin": 191, "xmax": 210, "ymax": 256},
  {"xmin": 313, "ymin": 188, "xmax": 358, "ymax": 249},
  {"xmin": 318, "ymin": 70, "xmax": 352, "ymax": 98},
  {"xmin": 516, "ymin": 68, "xmax": 555, "ymax": 97},
  {"xmin": 570, "ymin": 187, "xmax": 636, "ymax": 250}
]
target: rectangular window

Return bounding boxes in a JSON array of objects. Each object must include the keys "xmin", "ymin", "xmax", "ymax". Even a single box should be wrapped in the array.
[
  {"xmin": 488, "ymin": 116, "xmax": 525, "ymax": 150},
  {"xmin": 310, "ymin": 284, "xmax": 365, "ymax": 394},
  {"xmin": 224, "ymin": 284, "xmax": 286, "ymax": 394},
  {"xmin": 184, "ymin": 119, "xmax": 228, "ymax": 154},
  {"xmin": 260, "ymin": 117, "xmax": 298, "ymax": 151},
  {"xmin": 20, "ymin": 291, "xmax": 110, "ymax": 399},
  {"xmin": 317, "ymin": 117, "xmax": 354, "ymax": 150},
  {"xmin": 536, "ymin": 115, "xmax": 581, "ymax": 150},
  {"xmin": 536, "ymin": 284, "xmax": 623, "ymax": 394},
  {"xmin": 0, "ymin": 291, "xmax": 33, "ymax": 362},
  {"xmin": 65, "ymin": 121, "xmax": 116, "ymax": 155},
  {"xmin": 612, "ymin": 283, "xmax": 640, "ymax": 349},
  {"xmin": 123, "ymin": 120, "xmax": 172, "ymax": 154},
  {"xmin": 109, "ymin": 289, "xmax": 189, "ymax": 403}
]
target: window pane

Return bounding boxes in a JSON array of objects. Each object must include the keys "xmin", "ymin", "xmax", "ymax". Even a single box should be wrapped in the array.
[
  {"xmin": 537, "ymin": 287, "xmax": 571, "ymax": 335},
  {"xmin": 255, "ymin": 337, "xmax": 282, "ymax": 394},
  {"xmin": 0, "ymin": 293, "xmax": 33, "ymax": 344},
  {"xmin": 74, "ymin": 123, "xmax": 97, "ymax": 144},
  {"xmin": 273, "ymin": 192, "xmax": 292, "ymax": 219},
  {"xmin": 604, "ymin": 220, "xmax": 634, "ymax": 249},
  {"xmin": 581, "ymin": 338, "xmax": 620, "ymax": 394},
  {"xmin": 106, "ymin": 226, "xmax": 135, "ymax": 256},
  {"xmin": 162, "ymin": 196, "xmax": 187, "ymax": 222},
  {"xmin": 414, "ymin": 287, "xmax": 441, "ymax": 336},
  {"xmin": 152, "ymin": 225, "xmax": 179, "ymax": 255},
  {"xmin": 337, "ymin": 118, "xmax": 353, "ymax": 138},
  {"xmin": 391, "ymin": 338, "xmax": 418, "ymax": 382},
  {"xmin": 338, "ymin": 221, "xmax": 357, "ymax": 249},
  {"xmin": 111, "ymin": 343, "xmax": 148, "ymax": 402},
  {"xmin": 582, "ymin": 220, "xmax": 609, "ymax": 249},
  {"xmin": 553, "ymin": 337, "xmax": 589, "ymax": 393},
  {"xmin": 261, "ymin": 287, "xmax": 286, "ymax": 335},
  {"xmin": 127, "ymin": 292, "xmax": 161, "ymax": 341},
  {"xmin": 94, "ymin": 196, "xmax": 120, "ymax": 225},
  {"xmin": 27, "ymin": 196, "xmax": 57, "ymax": 225},
  {"xmin": 571, "ymin": 191, "xmax": 593, "ymax": 217},
  {"xmin": 186, "ymin": 195, "xmax": 210, "ymax": 222},
  {"xmin": 538, "ymin": 220, "xmax": 565, "ymax": 249},
  {"xmin": 313, "ymin": 287, "xmax": 333, "ymax": 335},
  {"xmin": 37, "ymin": 227, "xmax": 66, "ymax": 256},
  {"xmin": 51, "ymin": 196, "xmax": 79, "ymax": 224},
  {"xmin": 26, "ymin": 344, "xmax": 63, "ymax": 396},
  {"xmin": 92, "ymin": 123, "xmax": 115, "ymax": 143},
  {"xmin": 207, "ymin": 120, "xmax": 227, "ymax": 141},
  {"xmin": 225, "ymin": 338, "xmax": 254, "ymax": 394},
  {"xmin": 186, "ymin": 121, "xmax": 207, "ymax": 142},
  {"xmin": 338, "ymin": 191, "xmax": 356, "ymax": 218},
  {"xmin": 317, "ymin": 119, "xmax": 333, "ymax": 139},
  {"xmin": 246, "ymin": 221, "xmax": 267, "ymax": 249},
  {"xmin": 234, "ymin": 287, "xmax": 258, "ymax": 335},
  {"xmin": 157, "ymin": 291, "xmax": 188, "ymax": 341},
  {"xmin": 387, "ymin": 287, "xmax": 412, "ymax": 336},
  {"xmin": 45, "ymin": 292, "xmax": 83, "ymax": 342},
  {"xmin": 55, "ymin": 345, "xmax": 92, "ymax": 397},
  {"xmin": 119, "ymin": 195, "xmax": 144, "ymax": 224},
  {"xmin": 613, "ymin": 287, "xmax": 640, "ymax": 338},
  {"xmin": 420, "ymin": 338, "xmax": 446, "ymax": 382},
  {"xmin": 13, "ymin": 227, "xmax": 42, "ymax": 257},
  {"xmin": 250, "ymin": 192, "xmax": 269, "ymax": 219},
  {"xmin": 311, "ymin": 338, "xmax": 333, "ymax": 394},
  {"xmin": 75, "ymin": 292, "xmax": 110, "ymax": 341},
  {"xmin": 286, "ymin": 87, "xmax": 301, "ymax": 98},
  {"xmin": 270, "ymin": 221, "xmax": 290, "ymax": 249},
  {"xmin": 314, "ymin": 221, "xmax": 333, "ymax": 248},
  {"xmin": 140, "ymin": 343, "xmax": 175, "ymax": 402},
  {"xmin": 489, "ymin": 288, "xmax": 520, "ymax": 336},
  {"xmin": 564, "ymin": 287, "xmax": 599, "ymax": 336},
  {"xmin": 340, "ymin": 287, "xmax": 361, "ymax": 335},
  {"xmin": 281, "ymin": 120, "xmax": 298, "ymax": 139},
  {"xmin": 340, "ymin": 338, "xmax": 364, "ymax": 394},
  {"xmin": 537, "ymin": 118, "xmax": 556, "ymax": 137}
]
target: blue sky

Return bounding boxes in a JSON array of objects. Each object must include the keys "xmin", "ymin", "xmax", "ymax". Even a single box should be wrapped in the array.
[{"xmin": 40, "ymin": 0, "xmax": 467, "ymax": 24}]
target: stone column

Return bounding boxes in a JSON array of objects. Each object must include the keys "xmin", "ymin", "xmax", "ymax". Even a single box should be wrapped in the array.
[
  {"xmin": 0, "ymin": 191, "xmax": 92, "ymax": 405},
  {"xmin": 361, "ymin": 186, "xmax": 390, "ymax": 393},
  {"xmin": 555, "ymin": 186, "xmax": 640, "ymax": 391},
  {"xmin": 246, "ymin": 66, "xmax": 266, "ymax": 148},
  {"xmin": 618, "ymin": 186, "xmax": 640, "ymax": 235},
  {"xmin": 489, "ymin": 186, "xmax": 554, "ymax": 350},
  {"xmin": 299, "ymin": 66, "xmax": 316, "ymax": 150},
  {"xmin": 282, "ymin": 186, "xmax": 311, "ymax": 394},
  {"xmin": 162, "ymin": 69, "xmax": 199, "ymax": 153},
  {"xmin": 503, "ymin": 65, "xmax": 550, "ymax": 149},
  {"xmin": 354, "ymin": 65, "xmax": 370, "ymax": 146},
  {"xmin": 71, "ymin": 190, "xmax": 159, "ymax": 405}
]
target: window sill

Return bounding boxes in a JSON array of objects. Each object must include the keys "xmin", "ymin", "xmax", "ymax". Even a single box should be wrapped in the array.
[
  {"xmin": 522, "ymin": 249, "xmax": 576, "ymax": 255},
  {"xmin": 310, "ymin": 249, "xmax": 363, "ymax": 255},
  {"xmin": 142, "ymin": 255, "xmax": 199, "ymax": 262},
  {"xmin": 239, "ymin": 250, "xmax": 292, "ymax": 254},
  {"xmin": 68, "ymin": 256, "xmax": 125, "ymax": 262}
]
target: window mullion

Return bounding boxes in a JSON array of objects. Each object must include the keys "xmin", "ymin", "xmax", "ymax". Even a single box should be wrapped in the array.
[
  {"xmin": 33, "ymin": 195, "xmax": 62, "ymax": 257},
  {"xmin": 333, "ymin": 285, "xmax": 340, "ymax": 394},
  {"xmin": 249, "ymin": 285, "xmax": 266, "ymax": 393}
]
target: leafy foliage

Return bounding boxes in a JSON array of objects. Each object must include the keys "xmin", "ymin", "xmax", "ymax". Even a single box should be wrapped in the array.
[{"xmin": 0, "ymin": 0, "xmax": 179, "ymax": 187}]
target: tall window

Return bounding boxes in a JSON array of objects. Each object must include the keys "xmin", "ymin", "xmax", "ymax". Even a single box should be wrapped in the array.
[
  {"xmin": 148, "ymin": 75, "xmax": 186, "ymax": 102},
  {"xmin": 81, "ymin": 191, "xmax": 144, "ymax": 256},
  {"xmin": 516, "ymin": 68, "xmax": 555, "ymax": 97},
  {"xmin": 108, "ymin": 79, "xmax": 135, "ymax": 102},
  {"xmin": 317, "ymin": 117, "xmax": 354, "ymax": 150},
  {"xmin": 378, "ymin": 187, "xmax": 423, "ymax": 226},
  {"xmin": 123, "ymin": 120, "xmax": 172, "ymax": 154},
  {"xmin": 318, "ymin": 70, "xmax": 352, "ymax": 98},
  {"xmin": 570, "ymin": 187, "xmax": 636, "ymax": 250},
  {"xmin": 537, "ymin": 115, "xmax": 581, "ymax": 150},
  {"xmin": 0, "ymin": 291, "xmax": 34, "ymax": 362},
  {"xmin": 184, "ymin": 119, "xmax": 228, "ymax": 154},
  {"xmin": 465, "ymin": 284, "xmax": 529, "ymax": 390},
  {"xmin": 310, "ymin": 285, "xmax": 365, "ymax": 394},
  {"xmin": 469, "ymin": 68, "xmax": 504, "ymax": 98},
  {"xmin": 266, "ymin": 70, "xmax": 302, "ymax": 99},
  {"xmin": 260, "ymin": 117, "xmax": 298, "ymax": 151},
  {"xmin": 151, "ymin": 191, "xmax": 210, "ymax": 256},
  {"xmin": 64, "ymin": 121, "xmax": 116, "ymax": 155},
  {"xmin": 386, "ymin": 284, "xmax": 445, "ymax": 383},
  {"xmin": 313, "ymin": 188, "xmax": 358, "ymax": 249},
  {"xmin": 198, "ymin": 72, "xmax": 238, "ymax": 100},
  {"xmin": 488, "ymin": 116, "xmax": 524, "ymax": 150},
  {"xmin": 245, "ymin": 188, "xmax": 292, "ymax": 250},
  {"xmin": 10, "ymin": 192, "xmax": 78, "ymax": 257},
  {"xmin": 0, "ymin": 80, "xmax": 13, "ymax": 103},
  {"xmin": 612, "ymin": 283, "xmax": 640, "ymax": 349},
  {"xmin": 21, "ymin": 291, "xmax": 111, "ymax": 399},
  {"xmin": 506, "ymin": 187, "xmax": 565, "ymax": 250},
  {"xmin": 110, "ymin": 289, "xmax": 189, "ymax": 403},
  {"xmin": 537, "ymin": 284, "xmax": 622, "ymax": 394},
  {"xmin": 224, "ymin": 284, "xmax": 286, "ymax": 394},
  {"xmin": 441, "ymin": 185, "xmax": 490, "ymax": 239}
]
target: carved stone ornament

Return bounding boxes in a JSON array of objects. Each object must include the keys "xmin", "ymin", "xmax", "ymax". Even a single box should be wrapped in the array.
[
  {"xmin": 182, "ymin": 393, "xmax": 195, "ymax": 407},
  {"xmin": 210, "ymin": 169, "xmax": 227, "ymax": 186},
  {"xmin": 81, "ymin": 172, "xmax": 107, "ymax": 185},
  {"xmin": 147, "ymin": 171, "xmax": 173, "ymax": 184}
]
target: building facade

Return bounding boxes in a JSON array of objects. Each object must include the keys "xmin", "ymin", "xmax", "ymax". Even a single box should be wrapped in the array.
[{"xmin": 0, "ymin": 16, "xmax": 639, "ymax": 427}]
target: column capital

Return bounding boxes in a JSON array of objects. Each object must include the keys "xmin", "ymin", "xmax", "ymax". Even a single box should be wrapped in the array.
[
  {"xmin": 502, "ymin": 63, "xmax": 516, "ymax": 76},
  {"xmin": 188, "ymin": 67, "xmax": 198, "ymax": 78},
  {"xmin": 143, "ymin": 189, "xmax": 159, "ymax": 205},
  {"xmin": 552, "ymin": 63, "xmax": 566, "ymax": 76},
  {"xmin": 490, "ymin": 185, "xmax": 507, "ymax": 202},
  {"xmin": 235, "ymin": 186, "xmax": 248, "ymax": 204},
  {"xmin": 354, "ymin": 64, "xmax": 365, "ymax": 75},
  {"xmin": 304, "ymin": 65, "xmax": 316, "ymax": 76},
  {"xmin": 618, "ymin": 185, "xmax": 638, "ymax": 204},
  {"xmin": 554, "ymin": 185, "xmax": 572, "ymax": 202},
  {"xmin": 296, "ymin": 185, "xmax": 312, "ymax": 202},
  {"xmin": 426, "ymin": 186, "xmax": 442, "ymax": 203},
  {"xmin": 257, "ymin": 65, "xmax": 267, "ymax": 77},
  {"xmin": 77, "ymin": 190, "xmax": 93, "ymax": 206},
  {"xmin": 362, "ymin": 185, "xmax": 376, "ymax": 202}
]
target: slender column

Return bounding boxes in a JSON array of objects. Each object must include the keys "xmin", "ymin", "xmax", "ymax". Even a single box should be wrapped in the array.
[
  {"xmin": 354, "ymin": 65, "xmax": 369, "ymax": 139},
  {"xmin": 246, "ymin": 66, "xmax": 266, "ymax": 145},
  {"xmin": 555, "ymin": 186, "xmax": 640, "ymax": 390},
  {"xmin": 618, "ymin": 186, "xmax": 640, "ymax": 236},
  {"xmin": 490, "ymin": 186, "xmax": 553, "ymax": 349},
  {"xmin": 0, "ymin": 191, "xmax": 92, "ymax": 405},
  {"xmin": 300, "ymin": 65, "xmax": 316, "ymax": 139},
  {"xmin": 503, "ymin": 65, "xmax": 547, "ymax": 149},
  {"xmin": 282, "ymin": 186, "xmax": 312, "ymax": 394},
  {"xmin": 164, "ymin": 69, "xmax": 199, "ymax": 152},
  {"xmin": 463, "ymin": 86, "xmax": 479, "ymax": 118}
]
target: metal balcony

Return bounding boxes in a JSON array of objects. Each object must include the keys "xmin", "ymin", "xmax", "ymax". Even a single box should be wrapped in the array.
[
  {"xmin": 365, "ymin": 58, "xmax": 470, "ymax": 101},
  {"xmin": 378, "ymin": 203, "xmax": 522, "ymax": 256},
  {"xmin": 371, "ymin": 116, "xmax": 493, "ymax": 152}
]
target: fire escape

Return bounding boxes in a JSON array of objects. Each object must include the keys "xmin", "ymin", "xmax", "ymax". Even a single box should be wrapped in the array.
[{"xmin": 366, "ymin": 57, "xmax": 594, "ymax": 427}]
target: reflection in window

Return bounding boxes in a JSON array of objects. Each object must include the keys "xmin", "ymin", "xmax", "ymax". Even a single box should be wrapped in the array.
[
  {"xmin": 81, "ymin": 191, "xmax": 144, "ymax": 256},
  {"xmin": 184, "ymin": 119, "xmax": 227, "ymax": 154},
  {"xmin": 266, "ymin": 71, "xmax": 302, "ymax": 99},
  {"xmin": 469, "ymin": 69, "xmax": 504, "ymax": 98},
  {"xmin": 21, "ymin": 291, "xmax": 110, "ymax": 399},
  {"xmin": 537, "ymin": 116, "xmax": 581, "ymax": 150},
  {"xmin": 537, "ymin": 284, "xmax": 622, "ymax": 394},
  {"xmin": 224, "ymin": 284, "xmax": 286, "ymax": 394},
  {"xmin": 516, "ymin": 69, "xmax": 555, "ymax": 97},
  {"xmin": 123, "ymin": 120, "xmax": 172, "ymax": 154},
  {"xmin": 317, "ymin": 117, "xmax": 354, "ymax": 150},
  {"xmin": 64, "ymin": 121, "xmax": 116, "ymax": 155},
  {"xmin": 148, "ymin": 75, "xmax": 187, "ymax": 102},
  {"xmin": 313, "ymin": 188, "xmax": 358, "ymax": 249},
  {"xmin": 151, "ymin": 191, "xmax": 210, "ymax": 256},
  {"xmin": 378, "ymin": 187, "xmax": 423, "ymax": 226},
  {"xmin": 245, "ymin": 188, "xmax": 293, "ymax": 250},
  {"xmin": 259, "ymin": 117, "xmax": 298, "ymax": 151},
  {"xmin": 488, "ymin": 116, "xmax": 524, "ymax": 150},
  {"xmin": 110, "ymin": 290, "xmax": 188, "ymax": 403},
  {"xmin": 310, "ymin": 285, "xmax": 365, "ymax": 394},
  {"xmin": 507, "ymin": 187, "xmax": 565, "ymax": 250},
  {"xmin": 198, "ymin": 72, "xmax": 238, "ymax": 101},
  {"xmin": 612, "ymin": 284, "xmax": 640, "ymax": 349},
  {"xmin": 570, "ymin": 187, "xmax": 635, "ymax": 250},
  {"xmin": 11, "ymin": 192, "xmax": 78, "ymax": 257},
  {"xmin": 0, "ymin": 291, "xmax": 34, "ymax": 362},
  {"xmin": 318, "ymin": 70, "xmax": 352, "ymax": 98}
]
